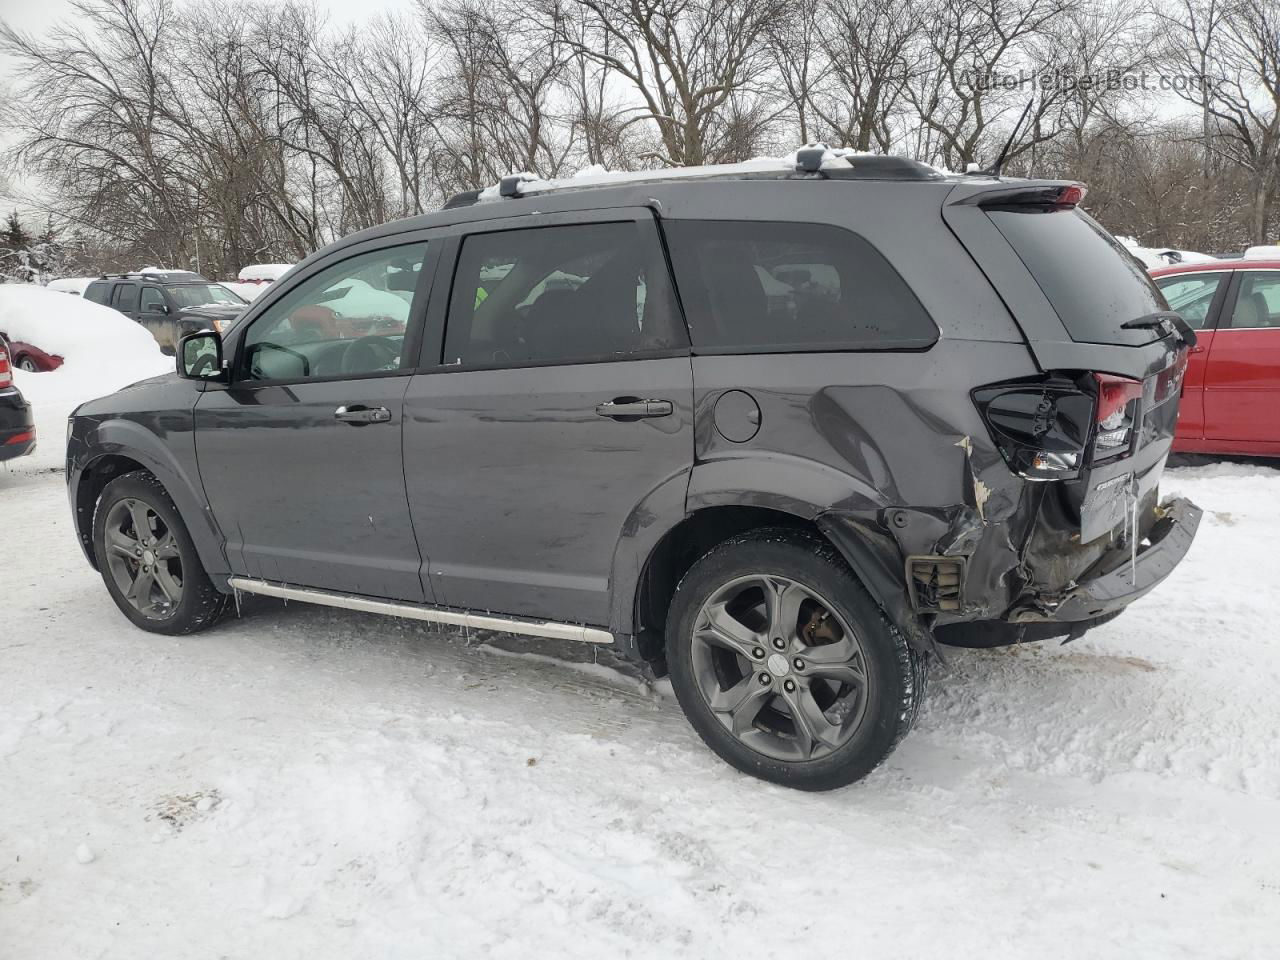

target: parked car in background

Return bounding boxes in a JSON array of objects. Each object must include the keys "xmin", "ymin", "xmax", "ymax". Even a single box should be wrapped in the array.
[
  {"xmin": 238, "ymin": 264, "xmax": 293, "ymax": 285},
  {"xmin": 83, "ymin": 273, "xmax": 248, "ymax": 353},
  {"xmin": 0, "ymin": 335, "xmax": 62, "ymax": 372},
  {"xmin": 1152, "ymin": 258, "xmax": 1280, "ymax": 457},
  {"xmin": 68, "ymin": 150, "xmax": 1200, "ymax": 791},
  {"xmin": 45, "ymin": 277, "xmax": 97, "ymax": 296},
  {"xmin": 0, "ymin": 338, "xmax": 36, "ymax": 461},
  {"xmin": 1243, "ymin": 245, "xmax": 1280, "ymax": 261},
  {"xmin": 220, "ymin": 281, "xmax": 270, "ymax": 304},
  {"xmin": 1124, "ymin": 243, "xmax": 1217, "ymax": 270}
]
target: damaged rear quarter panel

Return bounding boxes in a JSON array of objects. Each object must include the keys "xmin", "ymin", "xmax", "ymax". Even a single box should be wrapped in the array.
[{"xmin": 687, "ymin": 341, "xmax": 1041, "ymax": 621}]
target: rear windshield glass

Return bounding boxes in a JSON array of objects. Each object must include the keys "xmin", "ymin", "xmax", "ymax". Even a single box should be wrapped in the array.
[{"xmin": 985, "ymin": 207, "xmax": 1168, "ymax": 345}]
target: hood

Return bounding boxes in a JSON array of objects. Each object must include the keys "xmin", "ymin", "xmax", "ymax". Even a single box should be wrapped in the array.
[{"xmin": 178, "ymin": 304, "xmax": 244, "ymax": 319}]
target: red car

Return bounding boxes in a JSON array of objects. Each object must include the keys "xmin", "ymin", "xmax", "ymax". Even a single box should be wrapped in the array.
[
  {"xmin": 1151, "ymin": 259, "xmax": 1280, "ymax": 457},
  {"xmin": 0, "ymin": 334, "xmax": 62, "ymax": 372}
]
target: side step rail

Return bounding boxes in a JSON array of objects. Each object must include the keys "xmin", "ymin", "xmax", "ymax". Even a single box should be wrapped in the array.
[{"xmin": 227, "ymin": 578, "xmax": 614, "ymax": 645}]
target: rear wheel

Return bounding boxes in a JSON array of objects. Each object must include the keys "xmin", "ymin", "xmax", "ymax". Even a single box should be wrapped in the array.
[
  {"xmin": 666, "ymin": 529, "xmax": 927, "ymax": 791},
  {"xmin": 17, "ymin": 356, "xmax": 38, "ymax": 372},
  {"xmin": 93, "ymin": 472, "xmax": 230, "ymax": 634}
]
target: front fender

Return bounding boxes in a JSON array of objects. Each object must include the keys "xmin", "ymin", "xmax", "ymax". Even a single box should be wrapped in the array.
[{"xmin": 69, "ymin": 416, "xmax": 229, "ymax": 580}]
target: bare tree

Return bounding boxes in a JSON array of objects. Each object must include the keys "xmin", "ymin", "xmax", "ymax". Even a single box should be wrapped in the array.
[
  {"xmin": 552, "ymin": 0, "xmax": 788, "ymax": 166},
  {"xmin": 1159, "ymin": 0, "xmax": 1280, "ymax": 243},
  {"xmin": 906, "ymin": 0, "xmax": 1073, "ymax": 170}
]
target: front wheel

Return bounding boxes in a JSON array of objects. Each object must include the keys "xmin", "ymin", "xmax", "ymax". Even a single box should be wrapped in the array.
[
  {"xmin": 93, "ymin": 471, "xmax": 230, "ymax": 635},
  {"xmin": 666, "ymin": 529, "xmax": 927, "ymax": 791}
]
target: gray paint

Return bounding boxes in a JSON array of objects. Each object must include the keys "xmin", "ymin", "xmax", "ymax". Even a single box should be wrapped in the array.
[{"xmin": 66, "ymin": 170, "xmax": 1201, "ymax": 661}]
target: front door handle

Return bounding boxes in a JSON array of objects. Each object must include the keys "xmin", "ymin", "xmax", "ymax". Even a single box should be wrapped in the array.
[
  {"xmin": 334, "ymin": 404, "xmax": 392, "ymax": 424},
  {"xmin": 594, "ymin": 398, "xmax": 674, "ymax": 420}
]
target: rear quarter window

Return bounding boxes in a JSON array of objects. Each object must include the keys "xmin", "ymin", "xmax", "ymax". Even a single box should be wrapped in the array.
[
  {"xmin": 985, "ymin": 206, "xmax": 1168, "ymax": 345},
  {"xmin": 662, "ymin": 220, "xmax": 938, "ymax": 352}
]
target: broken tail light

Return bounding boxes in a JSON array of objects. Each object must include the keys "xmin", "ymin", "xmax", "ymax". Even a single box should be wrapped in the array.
[
  {"xmin": 973, "ymin": 370, "xmax": 1144, "ymax": 481},
  {"xmin": 1092, "ymin": 373, "xmax": 1143, "ymax": 460},
  {"xmin": 972, "ymin": 376, "xmax": 1095, "ymax": 481}
]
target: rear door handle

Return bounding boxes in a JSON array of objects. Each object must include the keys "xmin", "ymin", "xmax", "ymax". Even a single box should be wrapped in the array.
[
  {"xmin": 594, "ymin": 398, "xmax": 674, "ymax": 420},
  {"xmin": 334, "ymin": 404, "xmax": 392, "ymax": 424}
]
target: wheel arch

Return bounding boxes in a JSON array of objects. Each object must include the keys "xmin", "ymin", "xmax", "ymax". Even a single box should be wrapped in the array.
[
  {"xmin": 621, "ymin": 504, "xmax": 936, "ymax": 670},
  {"xmin": 71, "ymin": 423, "xmax": 228, "ymax": 583}
]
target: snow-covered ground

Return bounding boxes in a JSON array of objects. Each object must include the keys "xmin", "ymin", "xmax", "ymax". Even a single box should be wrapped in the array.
[{"xmin": 2, "ymin": 454, "xmax": 1278, "ymax": 957}]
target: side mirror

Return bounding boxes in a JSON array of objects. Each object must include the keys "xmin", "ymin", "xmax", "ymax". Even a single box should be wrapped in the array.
[
  {"xmin": 177, "ymin": 330, "xmax": 225, "ymax": 380},
  {"xmin": 147, "ymin": 302, "xmax": 169, "ymax": 314}
]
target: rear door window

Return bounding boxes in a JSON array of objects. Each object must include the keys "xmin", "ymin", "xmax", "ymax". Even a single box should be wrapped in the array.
[
  {"xmin": 83, "ymin": 281, "xmax": 109, "ymax": 305},
  {"xmin": 1154, "ymin": 272, "xmax": 1227, "ymax": 329},
  {"xmin": 111, "ymin": 282, "xmax": 140, "ymax": 312},
  {"xmin": 443, "ymin": 221, "xmax": 684, "ymax": 367},
  {"xmin": 985, "ymin": 206, "xmax": 1168, "ymax": 345},
  {"xmin": 661, "ymin": 220, "xmax": 937, "ymax": 352},
  {"xmin": 1227, "ymin": 272, "xmax": 1280, "ymax": 328}
]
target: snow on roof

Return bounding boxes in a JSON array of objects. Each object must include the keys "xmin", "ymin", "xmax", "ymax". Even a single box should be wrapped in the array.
[
  {"xmin": 1120, "ymin": 239, "xmax": 1217, "ymax": 269},
  {"xmin": 474, "ymin": 145, "xmax": 916, "ymax": 202},
  {"xmin": 1243, "ymin": 245, "xmax": 1280, "ymax": 260},
  {"xmin": 238, "ymin": 263, "xmax": 293, "ymax": 282},
  {"xmin": 45, "ymin": 277, "xmax": 96, "ymax": 295}
]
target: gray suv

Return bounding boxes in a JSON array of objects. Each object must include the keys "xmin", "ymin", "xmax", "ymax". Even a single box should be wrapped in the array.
[{"xmin": 66, "ymin": 153, "xmax": 1201, "ymax": 790}]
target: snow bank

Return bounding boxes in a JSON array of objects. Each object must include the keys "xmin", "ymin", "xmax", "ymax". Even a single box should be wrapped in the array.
[{"xmin": 1, "ymin": 284, "xmax": 171, "ymax": 472}]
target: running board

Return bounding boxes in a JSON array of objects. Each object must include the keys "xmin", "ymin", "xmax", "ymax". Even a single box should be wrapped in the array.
[{"xmin": 227, "ymin": 578, "xmax": 614, "ymax": 644}]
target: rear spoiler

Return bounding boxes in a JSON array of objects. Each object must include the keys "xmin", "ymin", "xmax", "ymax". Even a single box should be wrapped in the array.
[{"xmin": 946, "ymin": 179, "xmax": 1086, "ymax": 208}]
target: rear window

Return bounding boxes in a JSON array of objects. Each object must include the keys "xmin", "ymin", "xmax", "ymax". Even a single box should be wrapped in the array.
[
  {"xmin": 985, "ymin": 207, "xmax": 1168, "ymax": 345},
  {"xmin": 662, "ymin": 221, "xmax": 938, "ymax": 352}
]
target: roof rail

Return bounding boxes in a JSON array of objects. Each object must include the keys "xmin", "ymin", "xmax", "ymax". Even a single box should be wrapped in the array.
[{"xmin": 441, "ymin": 145, "xmax": 946, "ymax": 209}]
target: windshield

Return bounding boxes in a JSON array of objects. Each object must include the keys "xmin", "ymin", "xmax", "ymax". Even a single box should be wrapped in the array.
[
  {"xmin": 168, "ymin": 284, "xmax": 246, "ymax": 309},
  {"xmin": 985, "ymin": 206, "xmax": 1169, "ymax": 346}
]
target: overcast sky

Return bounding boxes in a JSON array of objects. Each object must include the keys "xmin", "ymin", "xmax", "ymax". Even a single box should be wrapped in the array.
[{"xmin": 0, "ymin": 0, "xmax": 419, "ymax": 212}]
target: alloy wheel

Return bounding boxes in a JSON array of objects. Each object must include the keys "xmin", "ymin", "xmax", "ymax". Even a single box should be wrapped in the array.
[
  {"xmin": 689, "ymin": 574, "xmax": 870, "ymax": 762},
  {"xmin": 102, "ymin": 498, "xmax": 184, "ymax": 620}
]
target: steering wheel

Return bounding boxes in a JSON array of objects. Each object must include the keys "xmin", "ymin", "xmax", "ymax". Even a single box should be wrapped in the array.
[{"xmin": 341, "ymin": 335, "xmax": 400, "ymax": 375}]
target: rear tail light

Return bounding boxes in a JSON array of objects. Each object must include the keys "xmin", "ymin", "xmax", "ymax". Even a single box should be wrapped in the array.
[
  {"xmin": 0, "ymin": 346, "xmax": 11, "ymax": 388},
  {"xmin": 4, "ymin": 429, "xmax": 33, "ymax": 446},
  {"xmin": 1092, "ymin": 373, "xmax": 1143, "ymax": 459},
  {"xmin": 973, "ymin": 370, "xmax": 1146, "ymax": 481},
  {"xmin": 972, "ymin": 376, "xmax": 1095, "ymax": 481}
]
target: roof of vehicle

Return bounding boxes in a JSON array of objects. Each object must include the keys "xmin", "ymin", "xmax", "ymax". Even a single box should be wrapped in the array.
[
  {"xmin": 45, "ymin": 277, "xmax": 96, "ymax": 294},
  {"xmin": 238, "ymin": 264, "xmax": 293, "ymax": 281},
  {"xmin": 444, "ymin": 148, "xmax": 956, "ymax": 209},
  {"xmin": 1151, "ymin": 259, "xmax": 1280, "ymax": 278},
  {"xmin": 93, "ymin": 271, "xmax": 211, "ymax": 284},
  {"xmin": 308, "ymin": 147, "xmax": 1075, "ymax": 279},
  {"xmin": 1243, "ymin": 245, "xmax": 1280, "ymax": 260}
]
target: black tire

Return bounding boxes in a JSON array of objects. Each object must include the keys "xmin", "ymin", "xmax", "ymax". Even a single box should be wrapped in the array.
[
  {"xmin": 92, "ymin": 471, "xmax": 231, "ymax": 635},
  {"xmin": 666, "ymin": 528, "xmax": 928, "ymax": 791}
]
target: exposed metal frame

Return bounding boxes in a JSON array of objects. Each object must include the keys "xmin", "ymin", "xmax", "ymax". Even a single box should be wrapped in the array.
[{"xmin": 227, "ymin": 577, "xmax": 615, "ymax": 644}]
